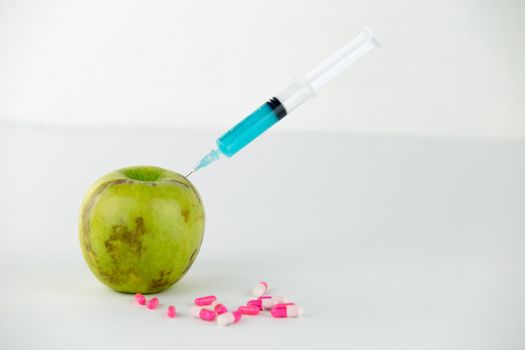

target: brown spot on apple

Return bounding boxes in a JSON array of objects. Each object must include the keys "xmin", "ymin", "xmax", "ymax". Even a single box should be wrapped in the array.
[
  {"xmin": 105, "ymin": 217, "xmax": 147, "ymax": 258},
  {"xmin": 149, "ymin": 270, "xmax": 172, "ymax": 291},
  {"xmin": 181, "ymin": 208, "xmax": 190, "ymax": 222},
  {"xmin": 81, "ymin": 178, "xmax": 132, "ymax": 257}
]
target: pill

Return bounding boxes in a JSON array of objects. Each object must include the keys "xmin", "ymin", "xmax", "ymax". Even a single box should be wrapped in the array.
[
  {"xmin": 217, "ymin": 311, "xmax": 242, "ymax": 326},
  {"xmin": 167, "ymin": 305, "xmax": 176, "ymax": 318},
  {"xmin": 147, "ymin": 297, "xmax": 159, "ymax": 310},
  {"xmin": 190, "ymin": 306, "xmax": 202, "ymax": 317},
  {"xmin": 190, "ymin": 306, "xmax": 216, "ymax": 321},
  {"xmin": 270, "ymin": 304, "xmax": 303, "ymax": 318},
  {"xmin": 272, "ymin": 302, "xmax": 295, "ymax": 308},
  {"xmin": 247, "ymin": 299, "xmax": 262, "ymax": 310},
  {"xmin": 258, "ymin": 296, "xmax": 291, "ymax": 309},
  {"xmin": 238, "ymin": 305, "xmax": 260, "ymax": 315},
  {"xmin": 134, "ymin": 293, "xmax": 146, "ymax": 305},
  {"xmin": 214, "ymin": 303, "xmax": 228, "ymax": 315},
  {"xmin": 194, "ymin": 295, "xmax": 217, "ymax": 306},
  {"xmin": 199, "ymin": 308, "xmax": 216, "ymax": 321},
  {"xmin": 252, "ymin": 281, "xmax": 268, "ymax": 297}
]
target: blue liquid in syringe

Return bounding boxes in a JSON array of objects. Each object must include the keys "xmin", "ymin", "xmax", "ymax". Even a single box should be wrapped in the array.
[
  {"xmin": 217, "ymin": 98, "xmax": 286, "ymax": 157},
  {"xmin": 192, "ymin": 98, "xmax": 287, "ymax": 171}
]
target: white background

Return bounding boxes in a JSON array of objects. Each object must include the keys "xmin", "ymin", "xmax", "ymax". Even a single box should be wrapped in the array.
[
  {"xmin": 1, "ymin": 127, "xmax": 524, "ymax": 349},
  {"xmin": 1, "ymin": 1, "xmax": 524, "ymax": 349},
  {"xmin": 1, "ymin": 0, "xmax": 525, "ymax": 139}
]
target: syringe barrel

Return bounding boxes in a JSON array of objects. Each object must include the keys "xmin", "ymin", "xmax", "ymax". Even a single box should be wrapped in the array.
[
  {"xmin": 216, "ymin": 98, "xmax": 286, "ymax": 157},
  {"xmin": 304, "ymin": 27, "xmax": 380, "ymax": 91},
  {"xmin": 210, "ymin": 28, "xmax": 379, "ymax": 162},
  {"xmin": 276, "ymin": 78, "xmax": 316, "ymax": 115},
  {"xmin": 277, "ymin": 27, "xmax": 379, "ymax": 114}
]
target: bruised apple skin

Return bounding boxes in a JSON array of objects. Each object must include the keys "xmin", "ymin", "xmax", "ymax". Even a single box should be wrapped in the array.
[{"xmin": 79, "ymin": 166, "xmax": 205, "ymax": 293}]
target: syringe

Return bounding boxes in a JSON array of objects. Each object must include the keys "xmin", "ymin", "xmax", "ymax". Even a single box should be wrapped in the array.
[{"xmin": 187, "ymin": 27, "xmax": 380, "ymax": 177}]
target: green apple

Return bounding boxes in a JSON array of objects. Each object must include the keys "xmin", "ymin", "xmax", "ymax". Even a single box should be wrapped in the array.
[{"xmin": 78, "ymin": 166, "xmax": 205, "ymax": 293}]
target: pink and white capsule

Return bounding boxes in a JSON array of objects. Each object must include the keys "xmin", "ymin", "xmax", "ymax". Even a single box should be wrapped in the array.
[
  {"xmin": 134, "ymin": 293, "xmax": 146, "ymax": 305},
  {"xmin": 190, "ymin": 306, "xmax": 205, "ymax": 317},
  {"xmin": 217, "ymin": 311, "xmax": 242, "ymax": 326},
  {"xmin": 190, "ymin": 306, "xmax": 216, "ymax": 321},
  {"xmin": 270, "ymin": 304, "xmax": 303, "ymax": 318},
  {"xmin": 194, "ymin": 295, "xmax": 217, "ymax": 306},
  {"xmin": 147, "ymin": 297, "xmax": 159, "ymax": 310},
  {"xmin": 238, "ymin": 305, "xmax": 260, "ymax": 315},
  {"xmin": 258, "ymin": 296, "xmax": 291, "ymax": 309},
  {"xmin": 252, "ymin": 281, "xmax": 268, "ymax": 297},
  {"xmin": 167, "ymin": 305, "xmax": 176, "ymax": 318}
]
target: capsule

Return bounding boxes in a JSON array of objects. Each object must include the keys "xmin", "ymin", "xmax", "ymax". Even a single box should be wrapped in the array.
[
  {"xmin": 214, "ymin": 303, "xmax": 228, "ymax": 315},
  {"xmin": 167, "ymin": 305, "xmax": 176, "ymax": 318},
  {"xmin": 270, "ymin": 304, "xmax": 303, "ymax": 318},
  {"xmin": 217, "ymin": 311, "xmax": 242, "ymax": 326},
  {"xmin": 190, "ymin": 306, "xmax": 216, "ymax": 321},
  {"xmin": 194, "ymin": 295, "xmax": 217, "ymax": 306},
  {"xmin": 190, "ymin": 305, "xmax": 205, "ymax": 317},
  {"xmin": 258, "ymin": 296, "xmax": 291, "ymax": 309},
  {"xmin": 238, "ymin": 305, "xmax": 260, "ymax": 315},
  {"xmin": 272, "ymin": 303, "xmax": 295, "ymax": 308},
  {"xmin": 147, "ymin": 297, "xmax": 159, "ymax": 310},
  {"xmin": 247, "ymin": 299, "xmax": 262, "ymax": 310},
  {"xmin": 134, "ymin": 293, "xmax": 146, "ymax": 305},
  {"xmin": 251, "ymin": 281, "xmax": 268, "ymax": 297},
  {"xmin": 246, "ymin": 296, "xmax": 290, "ymax": 310},
  {"xmin": 199, "ymin": 308, "xmax": 216, "ymax": 321}
]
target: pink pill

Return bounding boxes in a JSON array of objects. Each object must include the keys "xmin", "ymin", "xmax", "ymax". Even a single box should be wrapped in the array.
[
  {"xmin": 217, "ymin": 311, "xmax": 242, "ymax": 326},
  {"xmin": 147, "ymin": 297, "xmax": 159, "ymax": 310},
  {"xmin": 194, "ymin": 295, "xmax": 217, "ymax": 306},
  {"xmin": 134, "ymin": 293, "xmax": 146, "ymax": 305},
  {"xmin": 252, "ymin": 281, "xmax": 268, "ymax": 297},
  {"xmin": 199, "ymin": 308, "xmax": 216, "ymax": 321},
  {"xmin": 214, "ymin": 303, "xmax": 228, "ymax": 315},
  {"xmin": 167, "ymin": 305, "xmax": 176, "ymax": 318},
  {"xmin": 238, "ymin": 305, "xmax": 260, "ymax": 315},
  {"xmin": 270, "ymin": 304, "xmax": 303, "ymax": 318},
  {"xmin": 272, "ymin": 302, "xmax": 295, "ymax": 308},
  {"xmin": 190, "ymin": 306, "xmax": 216, "ymax": 321},
  {"xmin": 247, "ymin": 299, "xmax": 262, "ymax": 310},
  {"xmin": 257, "ymin": 296, "xmax": 291, "ymax": 309}
]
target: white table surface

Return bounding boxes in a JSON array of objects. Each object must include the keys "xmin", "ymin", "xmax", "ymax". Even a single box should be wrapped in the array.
[{"xmin": 1, "ymin": 125, "xmax": 524, "ymax": 349}]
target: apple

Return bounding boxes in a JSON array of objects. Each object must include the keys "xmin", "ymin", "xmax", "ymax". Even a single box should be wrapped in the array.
[{"xmin": 78, "ymin": 166, "xmax": 205, "ymax": 293}]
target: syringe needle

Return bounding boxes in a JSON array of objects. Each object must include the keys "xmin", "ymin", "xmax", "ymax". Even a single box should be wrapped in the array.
[{"xmin": 185, "ymin": 170, "xmax": 195, "ymax": 178}]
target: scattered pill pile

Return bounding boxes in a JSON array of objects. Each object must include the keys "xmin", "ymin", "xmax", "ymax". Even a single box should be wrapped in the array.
[{"xmin": 133, "ymin": 281, "xmax": 303, "ymax": 327}]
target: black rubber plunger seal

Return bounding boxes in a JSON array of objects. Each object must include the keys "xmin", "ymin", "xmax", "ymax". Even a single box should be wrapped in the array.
[{"xmin": 268, "ymin": 97, "xmax": 287, "ymax": 120}]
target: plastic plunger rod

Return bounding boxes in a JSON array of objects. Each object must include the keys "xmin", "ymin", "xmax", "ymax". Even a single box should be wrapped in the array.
[{"xmin": 276, "ymin": 27, "xmax": 380, "ymax": 114}]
